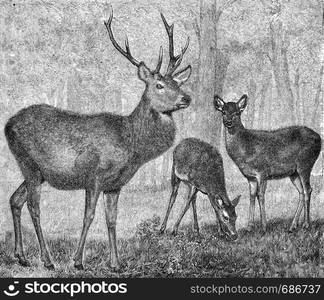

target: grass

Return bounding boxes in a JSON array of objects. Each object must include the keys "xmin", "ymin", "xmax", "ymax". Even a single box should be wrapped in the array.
[
  {"xmin": 0, "ymin": 175, "xmax": 323, "ymax": 278},
  {"xmin": 0, "ymin": 216, "xmax": 323, "ymax": 278}
]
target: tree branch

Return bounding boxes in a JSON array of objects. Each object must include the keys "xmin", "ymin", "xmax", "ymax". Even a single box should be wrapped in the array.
[{"xmin": 215, "ymin": 0, "xmax": 239, "ymax": 23}]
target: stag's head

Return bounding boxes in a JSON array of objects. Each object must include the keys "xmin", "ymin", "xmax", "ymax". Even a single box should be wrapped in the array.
[{"xmin": 104, "ymin": 11, "xmax": 192, "ymax": 115}]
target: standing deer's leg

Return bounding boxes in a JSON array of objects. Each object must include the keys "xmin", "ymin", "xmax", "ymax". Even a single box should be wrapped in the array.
[
  {"xmin": 257, "ymin": 178, "xmax": 267, "ymax": 233},
  {"xmin": 74, "ymin": 184, "xmax": 101, "ymax": 270},
  {"xmin": 103, "ymin": 190, "xmax": 120, "ymax": 270},
  {"xmin": 26, "ymin": 182, "xmax": 54, "ymax": 269},
  {"xmin": 191, "ymin": 191, "xmax": 200, "ymax": 238},
  {"xmin": 289, "ymin": 173, "xmax": 304, "ymax": 232},
  {"xmin": 171, "ymin": 186, "xmax": 198, "ymax": 236},
  {"xmin": 10, "ymin": 181, "xmax": 29, "ymax": 266},
  {"xmin": 160, "ymin": 170, "xmax": 181, "ymax": 234},
  {"xmin": 299, "ymin": 171, "xmax": 312, "ymax": 229},
  {"xmin": 247, "ymin": 179, "xmax": 258, "ymax": 231}
]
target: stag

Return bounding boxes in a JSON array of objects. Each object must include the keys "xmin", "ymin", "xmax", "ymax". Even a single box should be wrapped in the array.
[{"xmin": 5, "ymin": 11, "xmax": 192, "ymax": 270}]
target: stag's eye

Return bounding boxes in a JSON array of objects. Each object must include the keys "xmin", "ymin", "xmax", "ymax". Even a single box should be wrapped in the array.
[
  {"xmin": 223, "ymin": 215, "xmax": 229, "ymax": 222},
  {"xmin": 156, "ymin": 83, "xmax": 164, "ymax": 90}
]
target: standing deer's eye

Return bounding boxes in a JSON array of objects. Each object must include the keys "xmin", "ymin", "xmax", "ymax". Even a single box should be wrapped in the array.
[{"xmin": 156, "ymin": 83, "xmax": 164, "ymax": 89}]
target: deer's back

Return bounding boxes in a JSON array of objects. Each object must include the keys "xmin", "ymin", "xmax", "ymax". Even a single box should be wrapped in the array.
[
  {"xmin": 5, "ymin": 104, "xmax": 133, "ymax": 189},
  {"xmin": 173, "ymin": 138, "xmax": 226, "ymax": 194},
  {"xmin": 226, "ymin": 126, "xmax": 321, "ymax": 179}
]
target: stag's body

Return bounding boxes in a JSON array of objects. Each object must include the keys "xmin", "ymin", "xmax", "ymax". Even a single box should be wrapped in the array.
[
  {"xmin": 5, "ymin": 11, "xmax": 192, "ymax": 270},
  {"xmin": 160, "ymin": 138, "xmax": 240, "ymax": 240},
  {"xmin": 214, "ymin": 94, "xmax": 321, "ymax": 232},
  {"xmin": 6, "ymin": 102, "xmax": 175, "ymax": 192}
]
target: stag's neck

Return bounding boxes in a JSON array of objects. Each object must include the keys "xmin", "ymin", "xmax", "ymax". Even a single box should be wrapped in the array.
[{"xmin": 127, "ymin": 95, "xmax": 176, "ymax": 163}]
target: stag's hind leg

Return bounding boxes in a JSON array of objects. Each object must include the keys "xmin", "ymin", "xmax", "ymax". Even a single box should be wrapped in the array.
[
  {"xmin": 26, "ymin": 181, "xmax": 54, "ymax": 269},
  {"xmin": 289, "ymin": 173, "xmax": 304, "ymax": 232},
  {"xmin": 74, "ymin": 184, "xmax": 101, "ymax": 270},
  {"xmin": 10, "ymin": 181, "xmax": 29, "ymax": 266}
]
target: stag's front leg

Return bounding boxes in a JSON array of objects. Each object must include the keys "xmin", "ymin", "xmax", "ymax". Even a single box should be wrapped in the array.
[
  {"xmin": 27, "ymin": 183, "xmax": 54, "ymax": 269},
  {"xmin": 103, "ymin": 190, "xmax": 120, "ymax": 270},
  {"xmin": 247, "ymin": 179, "xmax": 258, "ymax": 231},
  {"xmin": 74, "ymin": 184, "xmax": 101, "ymax": 270}
]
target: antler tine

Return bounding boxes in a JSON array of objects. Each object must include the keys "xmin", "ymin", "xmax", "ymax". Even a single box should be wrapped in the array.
[
  {"xmin": 104, "ymin": 10, "xmax": 141, "ymax": 67},
  {"xmin": 161, "ymin": 13, "xmax": 189, "ymax": 76},
  {"xmin": 153, "ymin": 46, "xmax": 163, "ymax": 74},
  {"xmin": 167, "ymin": 36, "xmax": 190, "ymax": 75}
]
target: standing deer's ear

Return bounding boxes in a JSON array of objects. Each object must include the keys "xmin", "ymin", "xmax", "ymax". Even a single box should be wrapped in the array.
[
  {"xmin": 214, "ymin": 95, "xmax": 225, "ymax": 112},
  {"xmin": 138, "ymin": 62, "xmax": 153, "ymax": 82},
  {"xmin": 237, "ymin": 94, "xmax": 248, "ymax": 112},
  {"xmin": 172, "ymin": 65, "xmax": 192, "ymax": 86},
  {"xmin": 231, "ymin": 195, "xmax": 241, "ymax": 207}
]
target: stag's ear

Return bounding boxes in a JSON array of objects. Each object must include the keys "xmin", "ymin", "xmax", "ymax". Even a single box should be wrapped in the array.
[
  {"xmin": 231, "ymin": 195, "xmax": 241, "ymax": 207},
  {"xmin": 237, "ymin": 94, "xmax": 248, "ymax": 112},
  {"xmin": 173, "ymin": 65, "xmax": 192, "ymax": 86},
  {"xmin": 138, "ymin": 62, "xmax": 152, "ymax": 82},
  {"xmin": 214, "ymin": 95, "xmax": 225, "ymax": 112}
]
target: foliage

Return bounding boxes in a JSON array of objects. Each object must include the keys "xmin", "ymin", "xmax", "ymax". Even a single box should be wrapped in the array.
[{"xmin": 0, "ymin": 216, "xmax": 323, "ymax": 278}]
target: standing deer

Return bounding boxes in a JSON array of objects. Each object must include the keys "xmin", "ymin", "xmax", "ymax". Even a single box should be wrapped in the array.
[
  {"xmin": 4, "ymin": 11, "xmax": 192, "ymax": 270},
  {"xmin": 214, "ymin": 94, "xmax": 321, "ymax": 233},
  {"xmin": 160, "ymin": 138, "xmax": 241, "ymax": 240}
]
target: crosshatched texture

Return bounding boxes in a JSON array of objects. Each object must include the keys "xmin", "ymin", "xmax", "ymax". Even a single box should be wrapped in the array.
[{"xmin": 0, "ymin": 0, "xmax": 323, "ymax": 277}]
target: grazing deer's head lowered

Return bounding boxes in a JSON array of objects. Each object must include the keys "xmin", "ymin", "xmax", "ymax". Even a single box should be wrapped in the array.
[
  {"xmin": 104, "ymin": 11, "xmax": 192, "ymax": 115},
  {"xmin": 160, "ymin": 138, "xmax": 241, "ymax": 241}
]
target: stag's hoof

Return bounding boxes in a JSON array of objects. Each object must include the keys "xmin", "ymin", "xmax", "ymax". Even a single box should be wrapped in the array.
[
  {"xmin": 15, "ymin": 253, "xmax": 30, "ymax": 267},
  {"xmin": 74, "ymin": 263, "xmax": 84, "ymax": 270}
]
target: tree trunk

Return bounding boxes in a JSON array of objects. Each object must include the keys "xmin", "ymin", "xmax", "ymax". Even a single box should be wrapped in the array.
[
  {"xmin": 247, "ymin": 78, "xmax": 257, "ymax": 127},
  {"xmin": 195, "ymin": 0, "xmax": 227, "ymax": 147},
  {"xmin": 269, "ymin": 17, "xmax": 295, "ymax": 127}
]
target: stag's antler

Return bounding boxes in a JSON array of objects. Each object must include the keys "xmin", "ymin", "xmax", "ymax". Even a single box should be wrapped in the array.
[
  {"xmin": 104, "ymin": 10, "xmax": 141, "ymax": 67},
  {"xmin": 160, "ymin": 13, "xmax": 190, "ymax": 76},
  {"xmin": 104, "ymin": 10, "xmax": 164, "ymax": 72}
]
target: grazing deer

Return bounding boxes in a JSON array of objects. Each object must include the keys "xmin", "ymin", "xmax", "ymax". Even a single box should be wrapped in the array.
[
  {"xmin": 159, "ymin": 138, "xmax": 241, "ymax": 240},
  {"xmin": 214, "ymin": 94, "xmax": 322, "ymax": 232},
  {"xmin": 4, "ymin": 11, "xmax": 192, "ymax": 270}
]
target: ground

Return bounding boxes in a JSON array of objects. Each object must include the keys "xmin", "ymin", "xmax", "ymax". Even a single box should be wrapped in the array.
[{"xmin": 0, "ymin": 176, "xmax": 323, "ymax": 278}]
